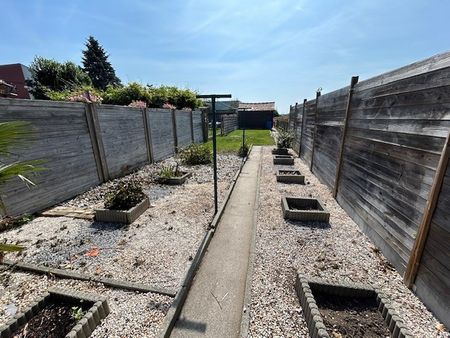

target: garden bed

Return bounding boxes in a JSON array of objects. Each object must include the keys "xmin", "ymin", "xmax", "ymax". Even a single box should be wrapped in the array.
[
  {"xmin": 273, "ymin": 155, "xmax": 294, "ymax": 165},
  {"xmin": 247, "ymin": 147, "xmax": 448, "ymax": 337},
  {"xmin": 281, "ymin": 197, "xmax": 330, "ymax": 222},
  {"xmin": 1, "ymin": 154, "xmax": 241, "ymax": 292},
  {"xmin": 276, "ymin": 169, "xmax": 304, "ymax": 184},
  {"xmin": 0, "ymin": 272, "xmax": 171, "ymax": 337}
]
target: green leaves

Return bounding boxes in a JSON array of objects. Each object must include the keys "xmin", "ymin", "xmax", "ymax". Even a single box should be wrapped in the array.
[
  {"xmin": 179, "ymin": 144, "xmax": 212, "ymax": 165},
  {"xmin": 0, "ymin": 243, "xmax": 24, "ymax": 252}
]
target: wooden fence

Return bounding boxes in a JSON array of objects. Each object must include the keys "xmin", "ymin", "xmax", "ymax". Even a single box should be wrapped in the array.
[
  {"xmin": 0, "ymin": 99, "xmax": 205, "ymax": 216},
  {"xmin": 288, "ymin": 51, "xmax": 450, "ymax": 327},
  {"xmin": 220, "ymin": 114, "xmax": 238, "ymax": 136}
]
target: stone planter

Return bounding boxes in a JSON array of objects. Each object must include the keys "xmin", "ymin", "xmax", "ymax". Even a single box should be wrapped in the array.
[
  {"xmin": 276, "ymin": 170, "xmax": 305, "ymax": 184},
  {"xmin": 273, "ymin": 155, "xmax": 294, "ymax": 165},
  {"xmin": 0, "ymin": 288, "xmax": 109, "ymax": 338},
  {"xmin": 272, "ymin": 148, "xmax": 290, "ymax": 155},
  {"xmin": 157, "ymin": 172, "xmax": 192, "ymax": 185},
  {"xmin": 295, "ymin": 274, "xmax": 412, "ymax": 338},
  {"xmin": 95, "ymin": 197, "xmax": 150, "ymax": 224},
  {"xmin": 281, "ymin": 197, "xmax": 330, "ymax": 222}
]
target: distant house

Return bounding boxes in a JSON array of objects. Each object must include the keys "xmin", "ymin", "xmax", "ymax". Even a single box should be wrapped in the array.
[
  {"xmin": 206, "ymin": 100, "xmax": 239, "ymax": 118},
  {"xmin": 0, "ymin": 64, "xmax": 33, "ymax": 99},
  {"xmin": 238, "ymin": 102, "xmax": 276, "ymax": 129}
]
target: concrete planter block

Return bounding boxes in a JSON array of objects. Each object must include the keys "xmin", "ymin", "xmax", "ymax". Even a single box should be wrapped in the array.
[
  {"xmin": 273, "ymin": 155, "xmax": 294, "ymax": 165},
  {"xmin": 157, "ymin": 172, "xmax": 192, "ymax": 185},
  {"xmin": 281, "ymin": 197, "xmax": 330, "ymax": 222},
  {"xmin": 272, "ymin": 148, "xmax": 290, "ymax": 155},
  {"xmin": 95, "ymin": 197, "xmax": 150, "ymax": 224},
  {"xmin": 295, "ymin": 274, "xmax": 412, "ymax": 338},
  {"xmin": 0, "ymin": 288, "xmax": 109, "ymax": 338},
  {"xmin": 276, "ymin": 170, "xmax": 305, "ymax": 184}
]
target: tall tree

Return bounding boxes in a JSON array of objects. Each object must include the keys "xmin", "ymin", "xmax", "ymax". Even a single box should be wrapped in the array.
[{"xmin": 82, "ymin": 36, "xmax": 121, "ymax": 90}]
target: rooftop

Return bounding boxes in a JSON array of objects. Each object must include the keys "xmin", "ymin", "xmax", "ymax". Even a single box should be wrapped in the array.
[{"xmin": 238, "ymin": 102, "xmax": 276, "ymax": 111}]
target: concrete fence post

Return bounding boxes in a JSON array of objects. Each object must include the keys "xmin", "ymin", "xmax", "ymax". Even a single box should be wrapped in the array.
[
  {"xmin": 190, "ymin": 110, "xmax": 195, "ymax": 143},
  {"xmin": 142, "ymin": 107, "xmax": 153, "ymax": 163},
  {"xmin": 171, "ymin": 109, "xmax": 178, "ymax": 152},
  {"xmin": 84, "ymin": 103, "xmax": 109, "ymax": 182}
]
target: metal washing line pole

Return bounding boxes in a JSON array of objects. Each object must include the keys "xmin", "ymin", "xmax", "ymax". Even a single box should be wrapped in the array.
[{"xmin": 196, "ymin": 93, "xmax": 232, "ymax": 215}]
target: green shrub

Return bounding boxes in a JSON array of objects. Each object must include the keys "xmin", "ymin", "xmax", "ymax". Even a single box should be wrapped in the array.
[
  {"xmin": 238, "ymin": 143, "xmax": 249, "ymax": 158},
  {"xmin": 277, "ymin": 129, "xmax": 294, "ymax": 149},
  {"xmin": 179, "ymin": 144, "xmax": 211, "ymax": 165},
  {"xmin": 158, "ymin": 164, "xmax": 182, "ymax": 178},
  {"xmin": 102, "ymin": 82, "xmax": 150, "ymax": 106},
  {"xmin": 101, "ymin": 83, "xmax": 201, "ymax": 109},
  {"xmin": 104, "ymin": 181, "xmax": 145, "ymax": 210}
]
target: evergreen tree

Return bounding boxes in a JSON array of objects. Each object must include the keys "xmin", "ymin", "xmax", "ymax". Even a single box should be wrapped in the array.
[{"xmin": 82, "ymin": 36, "xmax": 121, "ymax": 90}]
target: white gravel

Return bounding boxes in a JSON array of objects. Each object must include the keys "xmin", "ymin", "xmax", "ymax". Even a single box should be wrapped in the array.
[
  {"xmin": 2, "ymin": 154, "xmax": 241, "ymax": 291},
  {"xmin": 248, "ymin": 147, "xmax": 449, "ymax": 338},
  {"xmin": 0, "ymin": 271, "xmax": 171, "ymax": 337}
]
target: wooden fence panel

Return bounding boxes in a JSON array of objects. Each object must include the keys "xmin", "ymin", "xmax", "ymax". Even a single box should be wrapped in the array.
[
  {"xmin": 148, "ymin": 108, "xmax": 176, "ymax": 161},
  {"xmin": 0, "ymin": 99, "xmax": 100, "ymax": 215},
  {"xmin": 312, "ymin": 87, "xmax": 349, "ymax": 189},
  {"xmin": 414, "ymin": 161, "xmax": 450, "ymax": 328},
  {"xmin": 336, "ymin": 68, "xmax": 450, "ymax": 273},
  {"xmin": 221, "ymin": 114, "xmax": 238, "ymax": 136},
  {"xmin": 299, "ymin": 99, "xmax": 316, "ymax": 166},
  {"xmin": 96, "ymin": 105, "xmax": 148, "ymax": 179}
]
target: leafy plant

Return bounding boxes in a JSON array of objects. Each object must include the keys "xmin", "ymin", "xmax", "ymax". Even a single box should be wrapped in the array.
[
  {"xmin": 28, "ymin": 57, "xmax": 91, "ymax": 99},
  {"xmin": 238, "ymin": 143, "xmax": 249, "ymax": 158},
  {"xmin": 158, "ymin": 164, "xmax": 182, "ymax": 179},
  {"xmin": 104, "ymin": 181, "xmax": 145, "ymax": 210},
  {"xmin": 179, "ymin": 144, "xmax": 211, "ymax": 165},
  {"xmin": 277, "ymin": 129, "xmax": 294, "ymax": 149},
  {"xmin": 0, "ymin": 214, "xmax": 33, "ymax": 232},
  {"xmin": 71, "ymin": 306, "xmax": 85, "ymax": 321}
]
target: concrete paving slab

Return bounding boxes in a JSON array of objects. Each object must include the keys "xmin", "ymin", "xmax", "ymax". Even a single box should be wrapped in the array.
[{"xmin": 171, "ymin": 146, "xmax": 262, "ymax": 338}]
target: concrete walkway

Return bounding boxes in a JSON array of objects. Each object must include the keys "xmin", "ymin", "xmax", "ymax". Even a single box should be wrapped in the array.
[{"xmin": 171, "ymin": 146, "xmax": 262, "ymax": 338}]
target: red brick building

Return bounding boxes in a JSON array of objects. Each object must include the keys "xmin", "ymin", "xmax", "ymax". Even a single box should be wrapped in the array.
[{"xmin": 0, "ymin": 63, "xmax": 32, "ymax": 99}]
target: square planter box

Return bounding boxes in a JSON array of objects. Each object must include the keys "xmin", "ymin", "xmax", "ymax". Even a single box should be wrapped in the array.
[
  {"xmin": 276, "ymin": 170, "xmax": 305, "ymax": 184},
  {"xmin": 0, "ymin": 288, "xmax": 109, "ymax": 338},
  {"xmin": 272, "ymin": 148, "xmax": 290, "ymax": 155},
  {"xmin": 273, "ymin": 155, "xmax": 294, "ymax": 165},
  {"xmin": 281, "ymin": 196, "xmax": 330, "ymax": 222},
  {"xmin": 295, "ymin": 274, "xmax": 412, "ymax": 338},
  {"xmin": 95, "ymin": 197, "xmax": 150, "ymax": 224},
  {"xmin": 157, "ymin": 172, "xmax": 192, "ymax": 185}
]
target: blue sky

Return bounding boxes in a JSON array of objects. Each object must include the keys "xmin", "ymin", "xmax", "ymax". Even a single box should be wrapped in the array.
[{"xmin": 2, "ymin": 0, "xmax": 449, "ymax": 113}]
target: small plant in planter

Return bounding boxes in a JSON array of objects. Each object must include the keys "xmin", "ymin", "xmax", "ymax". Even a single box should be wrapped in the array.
[
  {"xmin": 95, "ymin": 181, "xmax": 150, "ymax": 224},
  {"xmin": 157, "ymin": 163, "xmax": 192, "ymax": 185},
  {"xmin": 179, "ymin": 144, "xmax": 212, "ymax": 165},
  {"xmin": 273, "ymin": 129, "xmax": 294, "ymax": 155},
  {"xmin": 238, "ymin": 143, "xmax": 250, "ymax": 158}
]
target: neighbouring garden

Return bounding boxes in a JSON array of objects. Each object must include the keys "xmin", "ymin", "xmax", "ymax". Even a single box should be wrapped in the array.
[{"xmin": 206, "ymin": 129, "xmax": 274, "ymax": 153}]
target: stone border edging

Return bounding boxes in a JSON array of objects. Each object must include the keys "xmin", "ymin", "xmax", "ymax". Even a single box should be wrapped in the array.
[
  {"xmin": 295, "ymin": 273, "xmax": 413, "ymax": 338},
  {"xmin": 0, "ymin": 287, "xmax": 109, "ymax": 338},
  {"xmin": 157, "ymin": 144, "xmax": 254, "ymax": 338},
  {"xmin": 1, "ymin": 260, "xmax": 176, "ymax": 297}
]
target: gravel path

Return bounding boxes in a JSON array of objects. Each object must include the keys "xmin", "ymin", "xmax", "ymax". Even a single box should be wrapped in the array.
[
  {"xmin": 0, "ymin": 271, "xmax": 171, "ymax": 337},
  {"xmin": 2, "ymin": 155, "xmax": 241, "ymax": 291},
  {"xmin": 248, "ymin": 147, "xmax": 449, "ymax": 337}
]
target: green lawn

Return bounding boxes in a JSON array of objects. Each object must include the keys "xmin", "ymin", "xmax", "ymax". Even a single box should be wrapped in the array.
[{"xmin": 206, "ymin": 129, "xmax": 274, "ymax": 153}]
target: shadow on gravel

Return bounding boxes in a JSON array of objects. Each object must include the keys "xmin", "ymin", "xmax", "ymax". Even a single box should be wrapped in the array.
[
  {"xmin": 285, "ymin": 220, "xmax": 331, "ymax": 229},
  {"xmin": 89, "ymin": 221, "xmax": 127, "ymax": 231}
]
